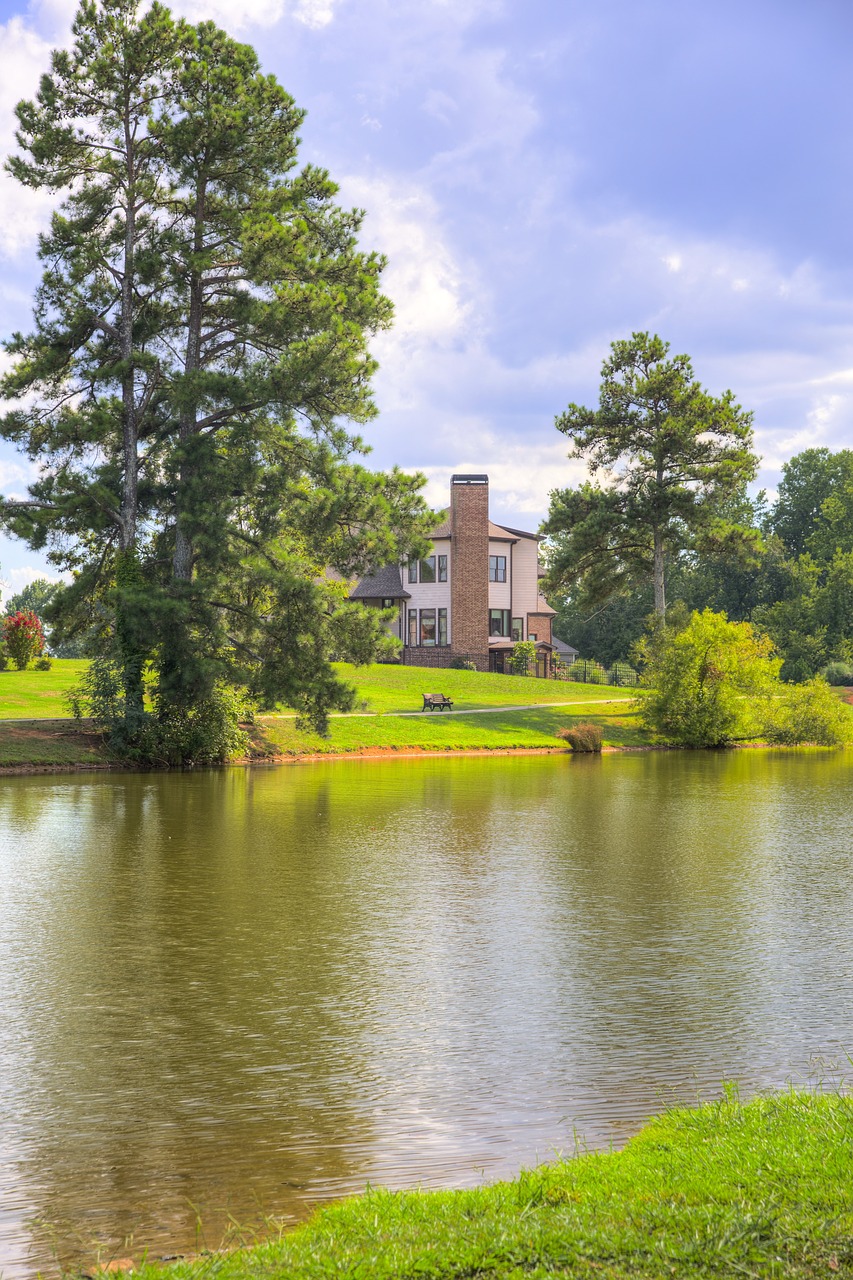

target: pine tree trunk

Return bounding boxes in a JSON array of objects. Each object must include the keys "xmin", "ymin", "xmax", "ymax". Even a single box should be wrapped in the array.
[
  {"xmin": 653, "ymin": 527, "xmax": 666, "ymax": 617},
  {"xmin": 117, "ymin": 111, "xmax": 144, "ymax": 726}
]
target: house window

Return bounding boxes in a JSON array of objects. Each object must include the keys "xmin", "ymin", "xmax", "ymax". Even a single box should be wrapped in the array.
[
  {"xmin": 528, "ymin": 632, "xmax": 537, "ymax": 642},
  {"xmin": 408, "ymin": 558, "xmax": 418, "ymax": 584},
  {"xmin": 511, "ymin": 617, "xmax": 523, "ymax": 642},
  {"xmin": 420, "ymin": 608, "xmax": 436, "ymax": 645},
  {"xmin": 489, "ymin": 608, "xmax": 511, "ymax": 637},
  {"xmin": 489, "ymin": 555, "xmax": 507, "ymax": 582},
  {"xmin": 420, "ymin": 556, "xmax": 436, "ymax": 583},
  {"xmin": 408, "ymin": 609, "xmax": 417, "ymax": 647},
  {"xmin": 382, "ymin": 597, "xmax": 395, "ymax": 609},
  {"xmin": 438, "ymin": 608, "xmax": 448, "ymax": 647},
  {"xmin": 438, "ymin": 554, "xmax": 448, "ymax": 582}
]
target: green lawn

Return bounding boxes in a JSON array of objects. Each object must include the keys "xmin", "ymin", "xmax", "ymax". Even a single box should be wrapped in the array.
[
  {"xmin": 0, "ymin": 658, "xmax": 89, "ymax": 719},
  {"xmin": 126, "ymin": 1091, "xmax": 852, "ymax": 1279},
  {"xmin": 256, "ymin": 701, "xmax": 645, "ymax": 755},
  {"xmin": 330, "ymin": 661, "xmax": 630, "ymax": 714}
]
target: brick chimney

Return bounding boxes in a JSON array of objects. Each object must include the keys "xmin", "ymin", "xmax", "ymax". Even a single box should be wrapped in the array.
[{"xmin": 450, "ymin": 474, "xmax": 489, "ymax": 666}]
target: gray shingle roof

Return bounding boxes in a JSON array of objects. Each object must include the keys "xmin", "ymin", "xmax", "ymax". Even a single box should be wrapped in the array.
[{"xmin": 349, "ymin": 564, "xmax": 410, "ymax": 600}]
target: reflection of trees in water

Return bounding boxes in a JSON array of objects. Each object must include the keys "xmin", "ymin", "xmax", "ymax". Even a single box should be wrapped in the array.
[
  {"xmin": 2, "ymin": 753, "xmax": 852, "ymax": 1274},
  {"xmin": 1, "ymin": 770, "xmax": 385, "ymax": 1274}
]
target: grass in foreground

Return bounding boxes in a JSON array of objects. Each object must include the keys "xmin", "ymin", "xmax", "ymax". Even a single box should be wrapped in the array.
[
  {"xmin": 129, "ymin": 1091, "xmax": 852, "ymax": 1279},
  {"xmin": 254, "ymin": 703, "xmax": 646, "ymax": 756}
]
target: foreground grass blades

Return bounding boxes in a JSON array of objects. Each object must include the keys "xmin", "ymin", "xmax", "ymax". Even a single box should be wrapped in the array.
[{"xmin": 128, "ymin": 1092, "xmax": 852, "ymax": 1279}]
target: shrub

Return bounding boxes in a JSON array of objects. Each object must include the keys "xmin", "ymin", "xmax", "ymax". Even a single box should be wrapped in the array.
[
  {"xmin": 34, "ymin": 655, "xmax": 53, "ymax": 670},
  {"xmin": 819, "ymin": 660, "xmax": 853, "ymax": 686},
  {"xmin": 634, "ymin": 609, "xmax": 782, "ymax": 747},
  {"xmin": 0, "ymin": 648, "xmax": 8, "ymax": 672},
  {"xmin": 556, "ymin": 722, "xmax": 603, "ymax": 752},
  {"xmin": 508, "ymin": 640, "xmax": 537, "ymax": 676},
  {"xmin": 449, "ymin": 657, "xmax": 477, "ymax": 671},
  {"xmin": 762, "ymin": 678, "xmax": 852, "ymax": 746},
  {"xmin": 1, "ymin": 609, "xmax": 45, "ymax": 669},
  {"xmin": 69, "ymin": 656, "xmax": 250, "ymax": 764}
]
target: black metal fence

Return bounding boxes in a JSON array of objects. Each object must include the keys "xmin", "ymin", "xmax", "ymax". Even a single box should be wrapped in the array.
[{"xmin": 555, "ymin": 659, "xmax": 639, "ymax": 687}]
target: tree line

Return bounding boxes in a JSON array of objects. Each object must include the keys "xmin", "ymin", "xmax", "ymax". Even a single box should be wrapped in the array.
[{"xmin": 544, "ymin": 333, "xmax": 853, "ymax": 687}]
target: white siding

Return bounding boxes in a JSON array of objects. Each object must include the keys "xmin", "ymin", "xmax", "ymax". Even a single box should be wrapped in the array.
[
  {"xmin": 487, "ymin": 541, "xmax": 512, "ymax": 610},
  {"xmin": 403, "ymin": 539, "xmax": 452, "ymax": 643},
  {"xmin": 509, "ymin": 538, "xmax": 540, "ymax": 633}
]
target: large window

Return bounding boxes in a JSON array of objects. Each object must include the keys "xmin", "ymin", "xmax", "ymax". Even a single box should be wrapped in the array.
[
  {"xmin": 511, "ymin": 617, "xmax": 523, "ymax": 642},
  {"xmin": 438, "ymin": 554, "xmax": 448, "ymax": 582},
  {"xmin": 420, "ymin": 608, "xmax": 437, "ymax": 645},
  {"xmin": 408, "ymin": 558, "xmax": 418, "ymax": 584},
  {"xmin": 408, "ymin": 609, "xmax": 417, "ymax": 647},
  {"xmin": 489, "ymin": 555, "xmax": 507, "ymax": 583},
  {"xmin": 489, "ymin": 608, "xmax": 511, "ymax": 637},
  {"xmin": 438, "ymin": 608, "xmax": 448, "ymax": 647}
]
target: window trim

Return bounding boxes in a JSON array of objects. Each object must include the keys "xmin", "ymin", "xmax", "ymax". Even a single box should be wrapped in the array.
[
  {"xmin": 408, "ymin": 558, "xmax": 418, "ymax": 584},
  {"xmin": 438, "ymin": 607, "xmax": 448, "ymax": 647},
  {"xmin": 438, "ymin": 554, "xmax": 448, "ymax": 582},
  {"xmin": 489, "ymin": 554, "xmax": 507, "ymax": 583},
  {"xmin": 511, "ymin": 617, "xmax": 523, "ymax": 642},
  {"xmin": 408, "ymin": 609, "xmax": 417, "ymax": 647}
]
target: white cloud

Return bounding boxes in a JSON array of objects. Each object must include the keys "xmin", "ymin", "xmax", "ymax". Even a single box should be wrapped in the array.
[
  {"xmin": 1, "ymin": 563, "xmax": 62, "ymax": 596},
  {"xmin": 172, "ymin": 0, "xmax": 342, "ymax": 28},
  {"xmin": 341, "ymin": 173, "xmax": 475, "ymax": 368},
  {"xmin": 0, "ymin": 16, "xmax": 57, "ymax": 259}
]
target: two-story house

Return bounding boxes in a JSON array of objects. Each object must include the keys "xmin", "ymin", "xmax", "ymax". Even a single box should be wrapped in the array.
[{"xmin": 350, "ymin": 474, "xmax": 557, "ymax": 675}]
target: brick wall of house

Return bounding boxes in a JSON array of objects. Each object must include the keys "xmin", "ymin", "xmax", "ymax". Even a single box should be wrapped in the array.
[
  {"xmin": 402, "ymin": 647, "xmax": 488, "ymax": 671},
  {"xmin": 450, "ymin": 475, "xmax": 489, "ymax": 660},
  {"xmin": 526, "ymin": 613, "xmax": 553, "ymax": 644}
]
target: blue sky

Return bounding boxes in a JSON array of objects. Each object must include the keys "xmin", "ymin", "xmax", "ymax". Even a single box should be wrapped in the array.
[{"xmin": 0, "ymin": 0, "xmax": 851, "ymax": 595}]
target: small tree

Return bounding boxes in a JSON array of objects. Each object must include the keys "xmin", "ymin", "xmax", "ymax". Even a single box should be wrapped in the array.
[
  {"xmin": 2, "ymin": 609, "xmax": 45, "ymax": 670},
  {"xmin": 508, "ymin": 639, "xmax": 536, "ymax": 676},
  {"xmin": 635, "ymin": 609, "xmax": 780, "ymax": 747}
]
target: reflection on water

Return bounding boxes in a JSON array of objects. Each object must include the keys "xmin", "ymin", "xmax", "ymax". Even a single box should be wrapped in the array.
[{"xmin": 1, "ymin": 751, "xmax": 852, "ymax": 1275}]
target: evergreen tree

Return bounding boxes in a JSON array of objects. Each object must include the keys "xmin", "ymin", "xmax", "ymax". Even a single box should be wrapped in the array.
[
  {"xmin": 1, "ymin": 0, "xmax": 433, "ymax": 756},
  {"xmin": 543, "ymin": 333, "xmax": 758, "ymax": 617}
]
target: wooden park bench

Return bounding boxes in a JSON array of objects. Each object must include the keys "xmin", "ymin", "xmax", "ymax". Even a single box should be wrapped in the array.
[{"xmin": 422, "ymin": 693, "xmax": 454, "ymax": 712}]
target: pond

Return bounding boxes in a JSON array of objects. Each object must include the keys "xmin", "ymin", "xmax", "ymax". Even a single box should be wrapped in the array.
[{"xmin": 1, "ymin": 750, "xmax": 852, "ymax": 1275}]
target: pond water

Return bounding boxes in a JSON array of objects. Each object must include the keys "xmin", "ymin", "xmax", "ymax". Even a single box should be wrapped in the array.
[{"xmin": 1, "ymin": 750, "xmax": 852, "ymax": 1275}]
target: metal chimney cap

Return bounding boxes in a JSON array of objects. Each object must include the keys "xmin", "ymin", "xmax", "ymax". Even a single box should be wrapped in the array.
[{"xmin": 450, "ymin": 474, "xmax": 488, "ymax": 484}]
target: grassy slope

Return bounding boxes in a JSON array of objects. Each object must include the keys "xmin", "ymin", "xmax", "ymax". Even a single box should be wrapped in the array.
[
  {"xmin": 253, "ymin": 663, "xmax": 644, "ymax": 755},
  {"xmin": 133, "ymin": 1092, "xmax": 852, "ymax": 1279},
  {"xmin": 0, "ymin": 658, "xmax": 89, "ymax": 719},
  {"xmin": 331, "ymin": 662, "xmax": 631, "ymax": 713}
]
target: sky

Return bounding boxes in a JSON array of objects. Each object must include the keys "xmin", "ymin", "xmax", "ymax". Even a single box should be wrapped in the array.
[{"xmin": 0, "ymin": 0, "xmax": 852, "ymax": 596}]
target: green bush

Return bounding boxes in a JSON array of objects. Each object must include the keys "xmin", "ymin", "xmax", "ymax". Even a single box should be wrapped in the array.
[
  {"xmin": 635, "ymin": 609, "xmax": 780, "ymax": 747},
  {"xmin": 33, "ymin": 655, "xmax": 53, "ymax": 670},
  {"xmin": 762, "ymin": 678, "xmax": 852, "ymax": 746},
  {"xmin": 508, "ymin": 640, "xmax": 537, "ymax": 676},
  {"xmin": 556, "ymin": 722, "xmax": 603, "ymax": 752},
  {"xmin": 819, "ymin": 660, "xmax": 853, "ymax": 686},
  {"xmin": 449, "ymin": 657, "xmax": 477, "ymax": 671},
  {"xmin": 0, "ymin": 648, "xmax": 8, "ymax": 672},
  {"xmin": 69, "ymin": 657, "xmax": 250, "ymax": 764}
]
